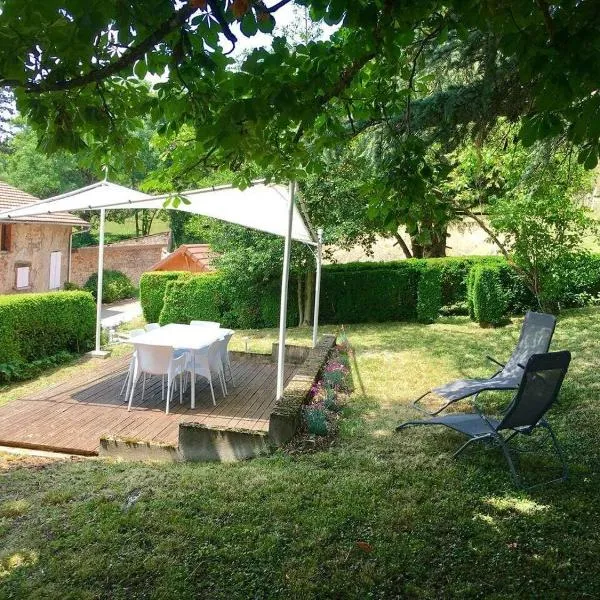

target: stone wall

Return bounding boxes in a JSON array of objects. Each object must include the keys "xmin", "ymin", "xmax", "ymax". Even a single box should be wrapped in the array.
[
  {"xmin": 0, "ymin": 222, "xmax": 71, "ymax": 294},
  {"xmin": 269, "ymin": 334, "xmax": 337, "ymax": 445},
  {"xmin": 70, "ymin": 240, "xmax": 166, "ymax": 287}
]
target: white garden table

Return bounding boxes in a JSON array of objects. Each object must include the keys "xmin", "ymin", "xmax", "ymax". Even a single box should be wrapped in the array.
[{"xmin": 130, "ymin": 324, "xmax": 227, "ymax": 409}]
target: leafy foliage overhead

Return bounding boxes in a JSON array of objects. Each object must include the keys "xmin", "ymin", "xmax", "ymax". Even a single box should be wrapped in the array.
[{"xmin": 0, "ymin": 0, "xmax": 598, "ymax": 178}]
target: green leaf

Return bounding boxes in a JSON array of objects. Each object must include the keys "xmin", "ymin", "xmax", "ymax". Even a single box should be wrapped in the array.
[
  {"xmin": 134, "ymin": 60, "xmax": 147, "ymax": 79},
  {"xmin": 257, "ymin": 13, "xmax": 275, "ymax": 33},
  {"xmin": 241, "ymin": 13, "xmax": 258, "ymax": 37}
]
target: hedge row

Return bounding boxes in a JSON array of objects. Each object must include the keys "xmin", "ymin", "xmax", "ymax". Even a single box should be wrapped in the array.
[
  {"xmin": 140, "ymin": 253, "xmax": 600, "ymax": 330},
  {"xmin": 0, "ymin": 291, "xmax": 96, "ymax": 381},
  {"xmin": 139, "ymin": 271, "xmax": 193, "ymax": 323},
  {"xmin": 156, "ymin": 274, "xmax": 298, "ymax": 329}
]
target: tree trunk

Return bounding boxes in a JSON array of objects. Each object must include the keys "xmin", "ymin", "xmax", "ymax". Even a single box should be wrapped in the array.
[
  {"xmin": 303, "ymin": 270, "xmax": 314, "ymax": 326},
  {"xmin": 297, "ymin": 274, "xmax": 304, "ymax": 327},
  {"xmin": 394, "ymin": 232, "xmax": 413, "ymax": 259},
  {"xmin": 134, "ymin": 211, "xmax": 140, "ymax": 237},
  {"xmin": 423, "ymin": 226, "xmax": 447, "ymax": 258},
  {"xmin": 410, "ymin": 236, "xmax": 424, "ymax": 258},
  {"xmin": 410, "ymin": 224, "xmax": 448, "ymax": 258}
]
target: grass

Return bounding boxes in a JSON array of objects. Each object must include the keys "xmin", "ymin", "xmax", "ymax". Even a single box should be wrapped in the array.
[
  {"xmin": 1, "ymin": 309, "xmax": 600, "ymax": 597},
  {"xmin": 72, "ymin": 215, "xmax": 170, "ymax": 248}
]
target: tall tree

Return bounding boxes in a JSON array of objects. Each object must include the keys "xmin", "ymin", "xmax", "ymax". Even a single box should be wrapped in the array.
[{"xmin": 0, "ymin": 0, "xmax": 598, "ymax": 184}]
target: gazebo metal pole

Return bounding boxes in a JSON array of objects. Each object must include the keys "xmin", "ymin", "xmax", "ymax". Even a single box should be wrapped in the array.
[
  {"xmin": 312, "ymin": 228, "xmax": 323, "ymax": 348},
  {"xmin": 94, "ymin": 207, "xmax": 106, "ymax": 353},
  {"xmin": 276, "ymin": 182, "xmax": 295, "ymax": 399}
]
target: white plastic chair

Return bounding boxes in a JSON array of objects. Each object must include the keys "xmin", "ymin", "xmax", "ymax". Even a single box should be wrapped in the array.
[
  {"xmin": 119, "ymin": 328, "xmax": 146, "ymax": 398},
  {"xmin": 145, "ymin": 323, "xmax": 161, "ymax": 332},
  {"xmin": 217, "ymin": 329, "xmax": 235, "ymax": 388},
  {"xmin": 185, "ymin": 342, "xmax": 225, "ymax": 405},
  {"xmin": 190, "ymin": 320, "xmax": 220, "ymax": 328},
  {"xmin": 127, "ymin": 344, "xmax": 187, "ymax": 414}
]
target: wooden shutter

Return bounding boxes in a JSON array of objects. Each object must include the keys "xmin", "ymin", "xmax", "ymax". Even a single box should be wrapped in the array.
[{"xmin": 0, "ymin": 224, "xmax": 11, "ymax": 252}]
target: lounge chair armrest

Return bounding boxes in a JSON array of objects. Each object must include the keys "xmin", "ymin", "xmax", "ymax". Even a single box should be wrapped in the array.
[{"xmin": 486, "ymin": 355, "xmax": 505, "ymax": 369}]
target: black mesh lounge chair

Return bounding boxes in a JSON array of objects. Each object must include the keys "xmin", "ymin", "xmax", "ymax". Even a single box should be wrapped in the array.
[
  {"xmin": 414, "ymin": 311, "xmax": 556, "ymax": 415},
  {"xmin": 397, "ymin": 351, "xmax": 571, "ymax": 488}
]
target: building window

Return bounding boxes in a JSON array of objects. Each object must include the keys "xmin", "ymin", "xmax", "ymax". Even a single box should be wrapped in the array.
[
  {"xmin": 0, "ymin": 223, "xmax": 11, "ymax": 252},
  {"xmin": 15, "ymin": 264, "xmax": 31, "ymax": 290}
]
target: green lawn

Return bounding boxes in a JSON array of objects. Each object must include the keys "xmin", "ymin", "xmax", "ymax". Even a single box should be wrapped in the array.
[{"xmin": 2, "ymin": 310, "xmax": 600, "ymax": 598}]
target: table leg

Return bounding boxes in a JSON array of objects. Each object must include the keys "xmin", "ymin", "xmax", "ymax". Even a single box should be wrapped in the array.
[{"xmin": 191, "ymin": 352, "xmax": 196, "ymax": 409}]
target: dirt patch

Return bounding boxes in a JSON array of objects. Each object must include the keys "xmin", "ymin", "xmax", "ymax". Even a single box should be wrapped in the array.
[{"xmin": 0, "ymin": 452, "xmax": 84, "ymax": 473}]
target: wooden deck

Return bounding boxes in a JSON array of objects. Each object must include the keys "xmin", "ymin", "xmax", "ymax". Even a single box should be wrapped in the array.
[{"xmin": 0, "ymin": 354, "xmax": 296, "ymax": 456}]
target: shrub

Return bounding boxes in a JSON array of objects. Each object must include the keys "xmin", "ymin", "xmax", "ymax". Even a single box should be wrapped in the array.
[
  {"xmin": 139, "ymin": 271, "xmax": 193, "ymax": 323},
  {"xmin": 320, "ymin": 263, "xmax": 420, "ymax": 323},
  {"xmin": 0, "ymin": 291, "xmax": 95, "ymax": 382},
  {"xmin": 84, "ymin": 270, "xmax": 136, "ymax": 304},
  {"xmin": 417, "ymin": 265, "xmax": 442, "ymax": 323},
  {"xmin": 469, "ymin": 264, "xmax": 508, "ymax": 326},
  {"xmin": 159, "ymin": 274, "xmax": 226, "ymax": 325}
]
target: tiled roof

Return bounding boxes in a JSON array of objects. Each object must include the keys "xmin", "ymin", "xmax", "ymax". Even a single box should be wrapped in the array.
[
  {"xmin": 0, "ymin": 181, "xmax": 89, "ymax": 226},
  {"xmin": 150, "ymin": 244, "xmax": 215, "ymax": 271}
]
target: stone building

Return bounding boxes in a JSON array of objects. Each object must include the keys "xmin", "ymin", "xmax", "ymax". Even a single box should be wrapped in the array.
[
  {"xmin": 0, "ymin": 181, "xmax": 88, "ymax": 295},
  {"xmin": 70, "ymin": 232, "xmax": 170, "ymax": 287}
]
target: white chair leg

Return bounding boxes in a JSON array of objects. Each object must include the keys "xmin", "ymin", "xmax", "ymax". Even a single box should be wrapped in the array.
[
  {"xmin": 179, "ymin": 372, "xmax": 183, "ymax": 404},
  {"xmin": 208, "ymin": 377, "xmax": 216, "ymax": 406},
  {"xmin": 165, "ymin": 376, "xmax": 174, "ymax": 414},
  {"xmin": 220, "ymin": 368, "xmax": 228, "ymax": 396},
  {"xmin": 162, "ymin": 374, "xmax": 165, "ymax": 403},
  {"xmin": 127, "ymin": 366, "xmax": 140, "ymax": 411}
]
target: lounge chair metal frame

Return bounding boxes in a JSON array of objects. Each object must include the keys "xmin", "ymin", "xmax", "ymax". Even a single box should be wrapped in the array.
[
  {"xmin": 398, "ymin": 351, "xmax": 571, "ymax": 489},
  {"xmin": 413, "ymin": 311, "xmax": 557, "ymax": 416}
]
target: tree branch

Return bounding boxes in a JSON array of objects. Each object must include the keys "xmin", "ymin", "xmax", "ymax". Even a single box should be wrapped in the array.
[
  {"xmin": 393, "ymin": 232, "xmax": 413, "ymax": 258},
  {"xmin": 535, "ymin": 0, "xmax": 556, "ymax": 43},
  {"xmin": 3, "ymin": 4, "xmax": 197, "ymax": 93},
  {"xmin": 207, "ymin": 0, "xmax": 237, "ymax": 51}
]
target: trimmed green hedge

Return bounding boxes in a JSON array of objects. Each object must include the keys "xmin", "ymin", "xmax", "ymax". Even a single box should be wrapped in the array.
[
  {"xmin": 321, "ymin": 264, "xmax": 420, "ymax": 323},
  {"xmin": 143, "ymin": 253, "xmax": 600, "ymax": 330},
  {"xmin": 140, "ymin": 271, "xmax": 193, "ymax": 323},
  {"xmin": 0, "ymin": 291, "xmax": 96, "ymax": 381},
  {"xmin": 158, "ymin": 273, "xmax": 298, "ymax": 329},
  {"xmin": 159, "ymin": 274, "xmax": 225, "ymax": 325},
  {"xmin": 84, "ymin": 270, "xmax": 136, "ymax": 304},
  {"xmin": 468, "ymin": 264, "xmax": 508, "ymax": 326},
  {"xmin": 417, "ymin": 265, "xmax": 443, "ymax": 323}
]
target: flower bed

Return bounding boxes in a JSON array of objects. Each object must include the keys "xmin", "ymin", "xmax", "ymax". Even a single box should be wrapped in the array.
[{"xmin": 300, "ymin": 330, "xmax": 353, "ymax": 444}]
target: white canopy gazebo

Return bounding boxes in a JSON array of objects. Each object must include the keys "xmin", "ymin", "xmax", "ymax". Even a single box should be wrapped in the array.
[{"xmin": 0, "ymin": 179, "xmax": 323, "ymax": 399}]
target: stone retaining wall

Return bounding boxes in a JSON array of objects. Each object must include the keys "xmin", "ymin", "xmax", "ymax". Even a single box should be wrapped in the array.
[{"xmin": 268, "ymin": 334, "xmax": 337, "ymax": 445}]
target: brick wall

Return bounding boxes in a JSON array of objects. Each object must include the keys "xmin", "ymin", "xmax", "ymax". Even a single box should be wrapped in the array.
[
  {"xmin": 0, "ymin": 222, "xmax": 71, "ymax": 294},
  {"xmin": 70, "ymin": 241, "xmax": 166, "ymax": 287}
]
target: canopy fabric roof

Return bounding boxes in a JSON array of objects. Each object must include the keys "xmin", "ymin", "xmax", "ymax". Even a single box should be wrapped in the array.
[{"xmin": 0, "ymin": 180, "xmax": 316, "ymax": 245}]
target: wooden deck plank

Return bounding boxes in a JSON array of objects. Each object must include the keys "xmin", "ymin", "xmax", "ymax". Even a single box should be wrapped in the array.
[{"xmin": 0, "ymin": 354, "xmax": 297, "ymax": 455}]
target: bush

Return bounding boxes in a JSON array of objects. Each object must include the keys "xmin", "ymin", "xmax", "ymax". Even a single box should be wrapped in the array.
[
  {"xmin": 0, "ymin": 291, "xmax": 95, "ymax": 382},
  {"xmin": 158, "ymin": 274, "xmax": 298, "ymax": 328},
  {"xmin": 84, "ymin": 270, "xmax": 135, "ymax": 304},
  {"xmin": 320, "ymin": 263, "xmax": 420, "ymax": 323},
  {"xmin": 468, "ymin": 264, "xmax": 508, "ymax": 326},
  {"xmin": 139, "ymin": 271, "xmax": 193, "ymax": 323},
  {"xmin": 159, "ymin": 274, "xmax": 226, "ymax": 325},
  {"xmin": 417, "ymin": 265, "xmax": 442, "ymax": 323}
]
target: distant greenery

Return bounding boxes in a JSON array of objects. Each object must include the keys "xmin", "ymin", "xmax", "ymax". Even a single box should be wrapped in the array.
[
  {"xmin": 0, "ymin": 125, "xmax": 92, "ymax": 198},
  {"xmin": 3, "ymin": 310, "xmax": 600, "ymax": 596}
]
